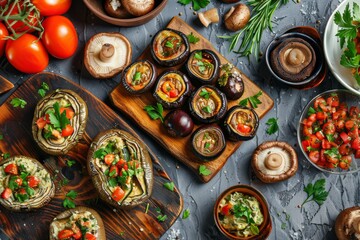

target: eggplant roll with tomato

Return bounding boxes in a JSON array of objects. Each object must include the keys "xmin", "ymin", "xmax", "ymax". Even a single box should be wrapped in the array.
[
  {"xmin": 0, "ymin": 155, "xmax": 55, "ymax": 212},
  {"xmin": 32, "ymin": 89, "xmax": 88, "ymax": 156},
  {"xmin": 87, "ymin": 129, "xmax": 153, "ymax": 209}
]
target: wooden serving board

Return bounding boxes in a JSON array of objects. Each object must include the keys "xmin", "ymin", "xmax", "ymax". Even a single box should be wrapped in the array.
[
  {"xmin": 0, "ymin": 75, "xmax": 14, "ymax": 95},
  {"xmin": 0, "ymin": 73, "xmax": 182, "ymax": 240},
  {"xmin": 110, "ymin": 17, "xmax": 274, "ymax": 183}
]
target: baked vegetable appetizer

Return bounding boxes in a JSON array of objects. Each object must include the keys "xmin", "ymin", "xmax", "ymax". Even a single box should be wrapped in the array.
[
  {"xmin": 217, "ymin": 63, "xmax": 244, "ymax": 100},
  {"xmin": 49, "ymin": 206, "xmax": 105, "ymax": 240},
  {"xmin": 153, "ymin": 70, "xmax": 192, "ymax": 109},
  {"xmin": 185, "ymin": 49, "xmax": 220, "ymax": 85},
  {"xmin": 151, "ymin": 28, "xmax": 190, "ymax": 67},
  {"xmin": 32, "ymin": 89, "xmax": 88, "ymax": 156},
  {"xmin": 191, "ymin": 125, "xmax": 226, "ymax": 161},
  {"xmin": 121, "ymin": 60, "xmax": 157, "ymax": 94},
  {"xmin": 223, "ymin": 106, "xmax": 259, "ymax": 141},
  {"xmin": 189, "ymin": 85, "xmax": 227, "ymax": 123},
  {"xmin": 87, "ymin": 129, "xmax": 153, "ymax": 209},
  {"xmin": 0, "ymin": 155, "xmax": 55, "ymax": 211}
]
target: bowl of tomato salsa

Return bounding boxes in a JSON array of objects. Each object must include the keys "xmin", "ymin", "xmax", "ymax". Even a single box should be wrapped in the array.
[{"xmin": 298, "ymin": 89, "xmax": 360, "ymax": 173}]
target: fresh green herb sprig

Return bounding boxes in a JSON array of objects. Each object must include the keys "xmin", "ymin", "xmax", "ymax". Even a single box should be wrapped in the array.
[
  {"xmin": 239, "ymin": 91, "xmax": 262, "ymax": 108},
  {"xmin": 199, "ymin": 165, "xmax": 211, "ymax": 176},
  {"xmin": 266, "ymin": 118, "xmax": 279, "ymax": 135},
  {"xmin": 233, "ymin": 203, "xmax": 259, "ymax": 235},
  {"xmin": 218, "ymin": 0, "xmax": 289, "ymax": 58},
  {"xmin": 199, "ymin": 88, "xmax": 211, "ymax": 100},
  {"xmin": 63, "ymin": 190, "xmax": 78, "ymax": 209},
  {"xmin": 2, "ymin": 152, "xmax": 10, "ymax": 159},
  {"xmin": 187, "ymin": 32, "xmax": 200, "ymax": 44},
  {"xmin": 156, "ymin": 208, "xmax": 168, "ymax": 222},
  {"xmin": 182, "ymin": 208, "xmax": 190, "ymax": 219},
  {"xmin": 38, "ymin": 82, "xmax": 49, "ymax": 98},
  {"xmin": 177, "ymin": 0, "xmax": 210, "ymax": 11},
  {"xmin": 48, "ymin": 102, "xmax": 70, "ymax": 131},
  {"xmin": 10, "ymin": 98, "xmax": 27, "ymax": 108},
  {"xmin": 301, "ymin": 179, "xmax": 329, "ymax": 208},
  {"xmin": 66, "ymin": 159, "xmax": 76, "ymax": 167},
  {"xmin": 144, "ymin": 103, "xmax": 164, "ymax": 123},
  {"xmin": 163, "ymin": 182, "xmax": 175, "ymax": 192}
]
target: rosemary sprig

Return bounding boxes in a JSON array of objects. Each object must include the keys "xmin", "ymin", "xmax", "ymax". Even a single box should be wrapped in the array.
[{"xmin": 218, "ymin": 0, "xmax": 289, "ymax": 59}]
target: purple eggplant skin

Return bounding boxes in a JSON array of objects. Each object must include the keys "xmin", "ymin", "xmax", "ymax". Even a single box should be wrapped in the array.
[
  {"xmin": 163, "ymin": 109, "xmax": 194, "ymax": 137},
  {"xmin": 217, "ymin": 73, "xmax": 245, "ymax": 100}
]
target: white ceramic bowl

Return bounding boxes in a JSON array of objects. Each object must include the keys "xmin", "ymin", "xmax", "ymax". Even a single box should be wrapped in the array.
[{"xmin": 323, "ymin": 0, "xmax": 360, "ymax": 95}]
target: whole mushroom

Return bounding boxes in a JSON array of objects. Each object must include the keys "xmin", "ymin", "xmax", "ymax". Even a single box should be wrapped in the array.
[
  {"xmin": 335, "ymin": 207, "xmax": 360, "ymax": 240},
  {"xmin": 121, "ymin": 0, "xmax": 155, "ymax": 17},
  {"xmin": 224, "ymin": 4, "xmax": 250, "ymax": 32},
  {"xmin": 104, "ymin": 0, "xmax": 132, "ymax": 18}
]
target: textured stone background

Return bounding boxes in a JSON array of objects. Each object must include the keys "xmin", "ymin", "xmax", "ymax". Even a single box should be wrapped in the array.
[{"xmin": 0, "ymin": 0, "xmax": 357, "ymax": 239}]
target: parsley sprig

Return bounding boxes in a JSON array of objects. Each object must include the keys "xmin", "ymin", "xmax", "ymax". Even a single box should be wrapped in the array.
[
  {"xmin": 177, "ymin": 0, "xmax": 210, "ymax": 11},
  {"xmin": 10, "ymin": 98, "xmax": 27, "ymax": 108},
  {"xmin": 63, "ymin": 190, "xmax": 78, "ymax": 209},
  {"xmin": 233, "ymin": 203, "xmax": 260, "ymax": 235},
  {"xmin": 199, "ymin": 165, "xmax": 211, "ymax": 176},
  {"xmin": 144, "ymin": 103, "xmax": 164, "ymax": 123},
  {"xmin": 49, "ymin": 102, "xmax": 70, "ymax": 130},
  {"xmin": 163, "ymin": 182, "xmax": 175, "ymax": 192},
  {"xmin": 239, "ymin": 91, "xmax": 262, "ymax": 108},
  {"xmin": 301, "ymin": 179, "xmax": 329, "ymax": 208},
  {"xmin": 266, "ymin": 118, "xmax": 279, "ymax": 135},
  {"xmin": 38, "ymin": 82, "xmax": 49, "ymax": 98},
  {"xmin": 187, "ymin": 32, "xmax": 200, "ymax": 44}
]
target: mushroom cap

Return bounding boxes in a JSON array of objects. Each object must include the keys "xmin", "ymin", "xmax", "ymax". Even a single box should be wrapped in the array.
[
  {"xmin": 251, "ymin": 141, "xmax": 298, "ymax": 183},
  {"xmin": 224, "ymin": 4, "xmax": 250, "ymax": 32},
  {"xmin": 104, "ymin": 0, "xmax": 132, "ymax": 18},
  {"xmin": 335, "ymin": 206, "xmax": 360, "ymax": 240},
  {"xmin": 84, "ymin": 32, "xmax": 132, "ymax": 79},
  {"xmin": 270, "ymin": 37, "xmax": 316, "ymax": 82},
  {"xmin": 121, "ymin": 0, "xmax": 155, "ymax": 17}
]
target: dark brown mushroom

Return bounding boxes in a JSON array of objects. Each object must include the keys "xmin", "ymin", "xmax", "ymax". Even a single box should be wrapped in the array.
[
  {"xmin": 251, "ymin": 141, "xmax": 298, "ymax": 183},
  {"xmin": 104, "ymin": 0, "xmax": 132, "ymax": 18},
  {"xmin": 335, "ymin": 207, "xmax": 360, "ymax": 240},
  {"xmin": 224, "ymin": 4, "xmax": 250, "ymax": 32},
  {"xmin": 270, "ymin": 37, "xmax": 316, "ymax": 82},
  {"xmin": 121, "ymin": 0, "xmax": 155, "ymax": 17}
]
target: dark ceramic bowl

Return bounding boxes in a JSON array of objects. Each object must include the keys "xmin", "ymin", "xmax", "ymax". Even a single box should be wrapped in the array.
[
  {"xmin": 214, "ymin": 184, "xmax": 272, "ymax": 240},
  {"xmin": 265, "ymin": 29, "xmax": 324, "ymax": 88},
  {"xmin": 83, "ymin": 0, "xmax": 168, "ymax": 27}
]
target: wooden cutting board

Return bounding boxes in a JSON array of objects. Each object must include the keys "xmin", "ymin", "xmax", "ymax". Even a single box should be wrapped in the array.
[
  {"xmin": 0, "ymin": 73, "xmax": 182, "ymax": 240},
  {"xmin": 110, "ymin": 16, "xmax": 274, "ymax": 183},
  {"xmin": 0, "ymin": 75, "xmax": 14, "ymax": 95}
]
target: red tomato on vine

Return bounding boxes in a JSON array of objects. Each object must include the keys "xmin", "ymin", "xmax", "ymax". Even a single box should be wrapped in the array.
[
  {"xmin": 31, "ymin": 0, "xmax": 72, "ymax": 16},
  {"xmin": 0, "ymin": 22, "xmax": 8, "ymax": 56}
]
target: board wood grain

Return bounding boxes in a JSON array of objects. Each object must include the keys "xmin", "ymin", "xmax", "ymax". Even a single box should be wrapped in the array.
[
  {"xmin": 0, "ymin": 75, "xmax": 14, "ymax": 95},
  {"xmin": 0, "ymin": 73, "xmax": 182, "ymax": 240},
  {"xmin": 110, "ymin": 17, "xmax": 274, "ymax": 182}
]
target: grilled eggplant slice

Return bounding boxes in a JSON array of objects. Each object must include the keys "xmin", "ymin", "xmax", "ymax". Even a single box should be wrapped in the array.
[
  {"xmin": 87, "ymin": 129, "xmax": 153, "ymax": 209},
  {"xmin": 151, "ymin": 28, "xmax": 190, "ymax": 67},
  {"xmin": 0, "ymin": 155, "xmax": 55, "ymax": 211},
  {"xmin": 32, "ymin": 89, "xmax": 88, "ymax": 156},
  {"xmin": 49, "ymin": 206, "xmax": 105, "ymax": 240}
]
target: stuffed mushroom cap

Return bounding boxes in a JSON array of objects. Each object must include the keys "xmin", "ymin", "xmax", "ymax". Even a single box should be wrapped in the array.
[
  {"xmin": 32, "ymin": 89, "xmax": 88, "ymax": 156},
  {"xmin": 87, "ymin": 129, "xmax": 153, "ymax": 209},
  {"xmin": 49, "ymin": 206, "xmax": 106, "ymax": 240},
  {"xmin": 0, "ymin": 155, "xmax": 55, "ymax": 211}
]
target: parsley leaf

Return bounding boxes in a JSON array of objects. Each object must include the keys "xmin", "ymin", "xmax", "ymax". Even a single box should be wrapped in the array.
[
  {"xmin": 3, "ymin": 153, "xmax": 10, "ymax": 159},
  {"xmin": 199, "ymin": 165, "xmax": 211, "ymax": 176},
  {"xmin": 178, "ymin": 0, "xmax": 210, "ymax": 11},
  {"xmin": 307, "ymin": 107, "xmax": 316, "ymax": 115},
  {"xmin": 41, "ymin": 82, "xmax": 49, "ymax": 91},
  {"xmin": 66, "ymin": 190, "xmax": 78, "ymax": 200},
  {"xmin": 0, "ymin": 134, "xmax": 3, "ymax": 140},
  {"xmin": 199, "ymin": 88, "xmax": 211, "ymax": 99},
  {"xmin": 10, "ymin": 98, "xmax": 27, "ymax": 108},
  {"xmin": 66, "ymin": 159, "xmax": 76, "ymax": 167},
  {"xmin": 163, "ymin": 182, "xmax": 175, "ymax": 192},
  {"xmin": 63, "ymin": 198, "xmax": 76, "ymax": 209},
  {"xmin": 182, "ymin": 208, "xmax": 190, "ymax": 219},
  {"xmin": 239, "ymin": 91, "xmax": 262, "ymax": 108},
  {"xmin": 301, "ymin": 179, "xmax": 329, "ymax": 208},
  {"xmin": 187, "ymin": 32, "xmax": 200, "ymax": 44},
  {"xmin": 165, "ymin": 41, "xmax": 174, "ymax": 48},
  {"xmin": 144, "ymin": 103, "xmax": 164, "ymax": 123},
  {"xmin": 38, "ymin": 89, "xmax": 46, "ymax": 98},
  {"xmin": 265, "ymin": 118, "xmax": 279, "ymax": 135}
]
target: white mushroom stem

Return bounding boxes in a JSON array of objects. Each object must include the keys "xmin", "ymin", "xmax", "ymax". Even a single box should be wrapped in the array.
[
  {"xmin": 265, "ymin": 153, "xmax": 283, "ymax": 170},
  {"xmin": 99, "ymin": 43, "xmax": 115, "ymax": 63},
  {"xmin": 198, "ymin": 8, "xmax": 219, "ymax": 27}
]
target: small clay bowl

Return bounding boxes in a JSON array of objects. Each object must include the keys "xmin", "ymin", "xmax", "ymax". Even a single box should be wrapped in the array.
[
  {"xmin": 265, "ymin": 26, "xmax": 326, "ymax": 89},
  {"xmin": 83, "ymin": 0, "xmax": 168, "ymax": 27},
  {"xmin": 214, "ymin": 184, "xmax": 272, "ymax": 240}
]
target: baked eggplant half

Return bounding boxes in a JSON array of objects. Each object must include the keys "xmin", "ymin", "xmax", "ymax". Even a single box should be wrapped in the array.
[
  {"xmin": 217, "ymin": 63, "xmax": 245, "ymax": 100},
  {"xmin": 223, "ymin": 106, "xmax": 259, "ymax": 141},
  {"xmin": 49, "ymin": 206, "xmax": 105, "ymax": 240},
  {"xmin": 191, "ymin": 125, "xmax": 226, "ymax": 161},
  {"xmin": 121, "ymin": 60, "xmax": 157, "ymax": 94},
  {"xmin": 0, "ymin": 155, "xmax": 55, "ymax": 212},
  {"xmin": 185, "ymin": 49, "xmax": 220, "ymax": 85},
  {"xmin": 153, "ymin": 70, "xmax": 192, "ymax": 109},
  {"xmin": 32, "ymin": 89, "xmax": 88, "ymax": 156},
  {"xmin": 87, "ymin": 129, "xmax": 153, "ymax": 209},
  {"xmin": 189, "ymin": 85, "xmax": 227, "ymax": 123},
  {"xmin": 151, "ymin": 28, "xmax": 190, "ymax": 67}
]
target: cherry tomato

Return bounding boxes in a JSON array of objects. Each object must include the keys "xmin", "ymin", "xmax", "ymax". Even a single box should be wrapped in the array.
[
  {"xmin": 237, "ymin": 123, "xmax": 252, "ymax": 134},
  {"xmin": 161, "ymin": 81, "xmax": 174, "ymax": 94},
  {"xmin": 61, "ymin": 124, "xmax": 74, "ymax": 137},
  {"xmin": 221, "ymin": 203, "xmax": 232, "ymax": 216},
  {"xmin": 27, "ymin": 176, "xmax": 40, "ymax": 188},
  {"xmin": 339, "ymin": 144, "xmax": 352, "ymax": 156},
  {"xmin": 109, "ymin": 165, "xmax": 119, "ymax": 178},
  {"xmin": 0, "ymin": 22, "xmax": 8, "ymax": 57},
  {"xmin": 5, "ymin": 34, "xmax": 48, "ymax": 73},
  {"xmin": 4, "ymin": 163, "xmax": 18, "ymax": 175},
  {"xmin": 1, "ymin": 188, "xmax": 12, "ymax": 199},
  {"xmin": 308, "ymin": 114, "xmax": 317, "ymax": 122},
  {"xmin": 5, "ymin": 2, "xmax": 39, "ymax": 33},
  {"xmin": 321, "ymin": 139, "xmax": 331, "ymax": 150},
  {"xmin": 309, "ymin": 135, "xmax": 321, "ymax": 149},
  {"xmin": 315, "ymin": 131, "xmax": 325, "ymax": 141},
  {"xmin": 112, "ymin": 186, "xmax": 125, "ymax": 202},
  {"xmin": 340, "ymin": 132, "xmax": 351, "ymax": 144},
  {"xmin": 104, "ymin": 154, "xmax": 115, "ymax": 165},
  {"xmin": 41, "ymin": 15, "xmax": 78, "ymax": 59},
  {"xmin": 345, "ymin": 120, "xmax": 356, "ymax": 131},
  {"xmin": 71, "ymin": 224, "xmax": 82, "ymax": 240},
  {"xmin": 335, "ymin": 119, "xmax": 345, "ymax": 131},
  {"xmin": 0, "ymin": 0, "xmax": 7, "ymax": 7},
  {"xmin": 322, "ymin": 122, "xmax": 336, "ymax": 135},
  {"xmin": 36, "ymin": 117, "xmax": 47, "ymax": 129},
  {"xmin": 32, "ymin": 0, "xmax": 72, "ymax": 16},
  {"xmin": 84, "ymin": 233, "xmax": 96, "ymax": 240},
  {"xmin": 339, "ymin": 161, "xmax": 348, "ymax": 170},
  {"xmin": 352, "ymin": 138, "xmax": 360, "ymax": 150},
  {"xmin": 349, "ymin": 106, "xmax": 360, "ymax": 118},
  {"xmin": 58, "ymin": 229, "xmax": 74, "ymax": 240},
  {"xmin": 169, "ymin": 89, "xmax": 178, "ymax": 98},
  {"xmin": 309, "ymin": 150, "xmax": 320, "ymax": 163},
  {"xmin": 60, "ymin": 107, "xmax": 75, "ymax": 119},
  {"xmin": 116, "ymin": 158, "xmax": 126, "ymax": 168},
  {"xmin": 303, "ymin": 126, "xmax": 313, "ymax": 136},
  {"xmin": 316, "ymin": 112, "xmax": 327, "ymax": 121},
  {"xmin": 302, "ymin": 140, "xmax": 310, "ymax": 152}
]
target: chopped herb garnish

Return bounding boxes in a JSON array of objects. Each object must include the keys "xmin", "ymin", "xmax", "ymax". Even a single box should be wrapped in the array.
[
  {"xmin": 144, "ymin": 103, "xmax": 164, "ymax": 123},
  {"xmin": 202, "ymin": 106, "xmax": 212, "ymax": 114},
  {"xmin": 265, "ymin": 118, "xmax": 279, "ymax": 135},
  {"xmin": 182, "ymin": 208, "xmax": 190, "ymax": 219},
  {"xmin": 41, "ymin": 82, "xmax": 49, "ymax": 91},
  {"xmin": 187, "ymin": 32, "xmax": 200, "ymax": 44},
  {"xmin": 66, "ymin": 190, "xmax": 78, "ymax": 199},
  {"xmin": 204, "ymin": 142, "xmax": 211, "ymax": 149},
  {"xmin": 239, "ymin": 91, "xmax": 262, "ymax": 108},
  {"xmin": 157, "ymin": 214, "xmax": 168, "ymax": 222},
  {"xmin": 63, "ymin": 198, "xmax": 76, "ymax": 209},
  {"xmin": 145, "ymin": 203, "xmax": 150, "ymax": 214},
  {"xmin": 301, "ymin": 179, "xmax": 329, "ymax": 208},
  {"xmin": 307, "ymin": 107, "xmax": 316, "ymax": 115},
  {"xmin": 3, "ymin": 153, "xmax": 10, "ymax": 159},
  {"xmin": 165, "ymin": 41, "xmax": 174, "ymax": 48},
  {"xmin": 163, "ymin": 182, "xmax": 175, "ymax": 192},
  {"xmin": 132, "ymin": 72, "xmax": 142, "ymax": 86},
  {"xmin": 66, "ymin": 159, "xmax": 76, "ymax": 167},
  {"xmin": 194, "ymin": 51, "xmax": 202, "ymax": 60},
  {"xmin": 199, "ymin": 88, "xmax": 212, "ymax": 100},
  {"xmin": 10, "ymin": 98, "xmax": 27, "ymax": 108},
  {"xmin": 199, "ymin": 165, "xmax": 211, "ymax": 176}
]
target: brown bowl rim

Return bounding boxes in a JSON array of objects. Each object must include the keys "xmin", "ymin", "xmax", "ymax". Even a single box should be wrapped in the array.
[
  {"xmin": 213, "ymin": 184, "xmax": 272, "ymax": 240},
  {"xmin": 82, "ymin": 0, "xmax": 168, "ymax": 26}
]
